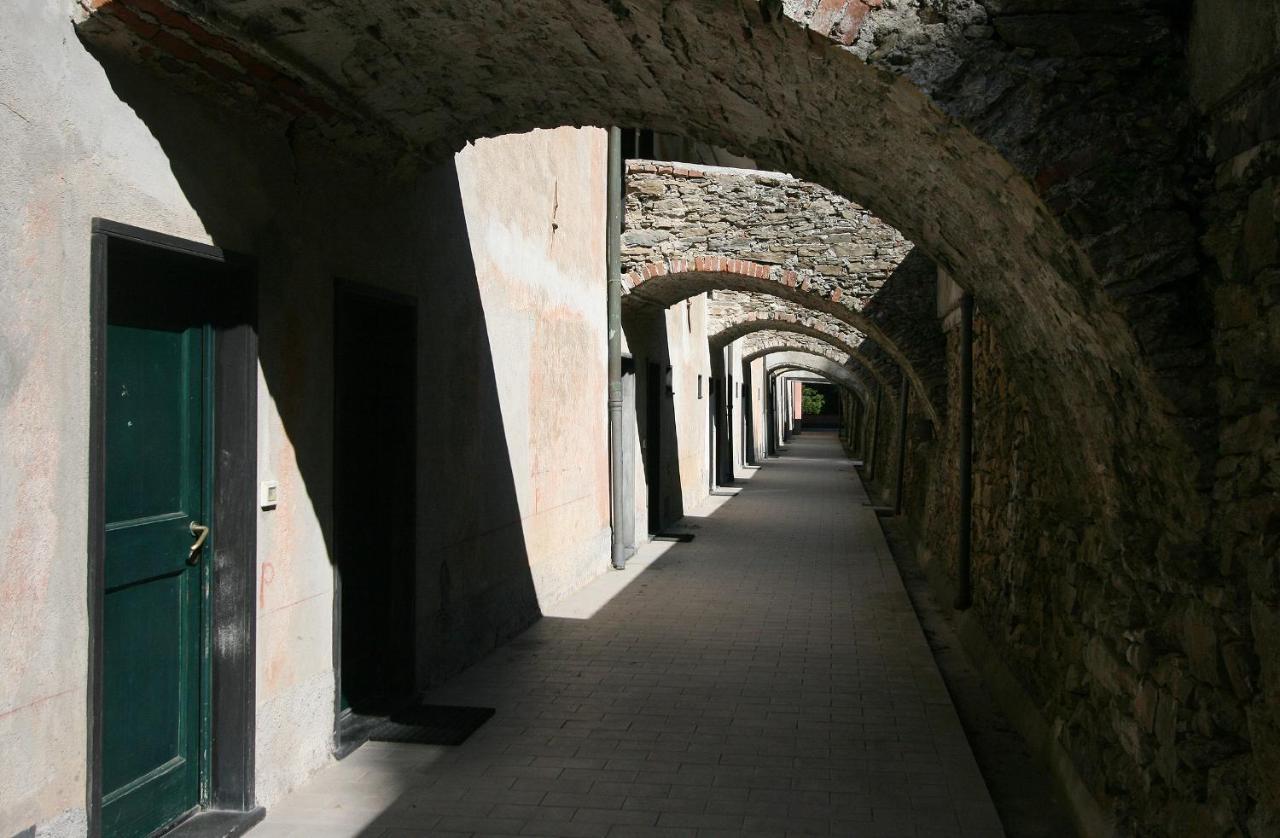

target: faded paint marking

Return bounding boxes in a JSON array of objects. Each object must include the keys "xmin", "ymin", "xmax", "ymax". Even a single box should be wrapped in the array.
[
  {"xmin": 258, "ymin": 561, "xmax": 275, "ymax": 610},
  {"xmin": 264, "ymin": 589, "xmax": 327, "ymax": 616},
  {"xmin": 0, "ymin": 687, "xmax": 77, "ymax": 721}
]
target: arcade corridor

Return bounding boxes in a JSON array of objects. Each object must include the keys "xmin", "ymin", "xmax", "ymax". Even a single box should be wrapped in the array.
[{"xmin": 253, "ymin": 433, "xmax": 1004, "ymax": 837}]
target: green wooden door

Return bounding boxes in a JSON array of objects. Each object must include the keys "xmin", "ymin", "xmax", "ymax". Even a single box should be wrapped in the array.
[{"xmin": 102, "ymin": 287, "xmax": 210, "ymax": 837}]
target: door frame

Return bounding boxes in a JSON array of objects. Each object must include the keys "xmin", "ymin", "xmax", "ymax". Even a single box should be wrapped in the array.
[
  {"xmin": 88, "ymin": 219, "xmax": 260, "ymax": 837},
  {"xmin": 330, "ymin": 278, "xmax": 419, "ymax": 752}
]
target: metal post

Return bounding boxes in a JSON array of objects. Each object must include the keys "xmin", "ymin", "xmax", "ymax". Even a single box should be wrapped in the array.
[
  {"xmin": 607, "ymin": 127, "xmax": 625, "ymax": 570},
  {"xmin": 955, "ymin": 294, "xmax": 975, "ymax": 609},
  {"xmin": 893, "ymin": 370, "xmax": 909, "ymax": 516},
  {"xmin": 866, "ymin": 384, "xmax": 882, "ymax": 481}
]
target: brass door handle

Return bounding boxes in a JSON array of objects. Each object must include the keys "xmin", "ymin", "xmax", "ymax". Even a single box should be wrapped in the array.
[{"xmin": 188, "ymin": 521, "xmax": 210, "ymax": 565}]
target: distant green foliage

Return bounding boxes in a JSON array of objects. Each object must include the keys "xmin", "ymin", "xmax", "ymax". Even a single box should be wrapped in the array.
[{"xmin": 801, "ymin": 386, "xmax": 826, "ymax": 415}]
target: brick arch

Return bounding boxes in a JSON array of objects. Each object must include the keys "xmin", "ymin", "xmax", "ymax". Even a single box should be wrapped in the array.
[{"xmin": 624, "ymin": 258, "xmax": 931, "ymax": 416}]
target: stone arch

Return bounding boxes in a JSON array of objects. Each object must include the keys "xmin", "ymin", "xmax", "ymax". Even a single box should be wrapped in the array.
[
  {"xmin": 761, "ymin": 352, "xmax": 870, "ymax": 406},
  {"xmin": 624, "ymin": 257, "xmax": 932, "ymax": 416},
  {"xmin": 79, "ymin": 0, "xmax": 1199, "ymax": 535},
  {"xmin": 709, "ymin": 313, "xmax": 926, "ymax": 422}
]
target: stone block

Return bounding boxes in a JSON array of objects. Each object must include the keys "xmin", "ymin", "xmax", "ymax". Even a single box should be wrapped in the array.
[
  {"xmin": 1252, "ymin": 597, "xmax": 1280, "ymax": 705},
  {"xmin": 1245, "ymin": 179, "xmax": 1280, "ymax": 277},
  {"xmin": 1182, "ymin": 603, "xmax": 1223, "ymax": 686},
  {"xmin": 632, "ymin": 179, "xmax": 667, "ymax": 197}
]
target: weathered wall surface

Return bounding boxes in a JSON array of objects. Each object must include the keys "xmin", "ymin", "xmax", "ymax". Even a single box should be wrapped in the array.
[
  {"xmin": 623, "ymin": 162, "xmax": 911, "ymax": 310},
  {"xmin": 1191, "ymin": 2, "xmax": 1280, "ymax": 832},
  {"xmin": 624, "ymin": 294, "xmax": 713, "ymax": 533},
  {"xmin": 449, "ymin": 129, "xmax": 611, "ymax": 617},
  {"xmin": 895, "ymin": 288, "xmax": 1279, "ymax": 836},
  {"xmin": 1, "ymin": 4, "xmax": 611, "ymax": 830},
  {"xmin": 2, "ymin": 3, "xmax": 209, "ymax": 830},
  {"xmin": 665, "ymin": 296, "xmax": 712, "ymax": 512}
]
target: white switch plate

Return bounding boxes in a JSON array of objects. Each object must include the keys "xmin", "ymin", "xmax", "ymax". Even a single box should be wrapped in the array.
[{"xmin": 260, "ymin": 480, "xmax": 279, "ymax": 510}]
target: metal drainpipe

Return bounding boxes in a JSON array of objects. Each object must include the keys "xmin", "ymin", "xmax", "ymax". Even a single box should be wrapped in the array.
[
  {"xmin": 893, "ymin": 369, "xmax": 909, "ymax": 516},
  {"xmin": 853, "ymin": 397, "xmax": 863, "ymax": 457},
  {"xmin": 607, "ymin": 127, "xmax": 625, "ymax": 570},
  {"xmin": 955, "ymin": 294, "xmax": 975, "ymax": 609},
  {"xmin": 866, "ymin": 384, "xmax": 882, "ymax": 482}
]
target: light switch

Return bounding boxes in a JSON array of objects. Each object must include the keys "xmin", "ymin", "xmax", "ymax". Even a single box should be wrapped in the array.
[{"xmin": 260, "ymin": 480, "xmax": 279, "ymax": 510}]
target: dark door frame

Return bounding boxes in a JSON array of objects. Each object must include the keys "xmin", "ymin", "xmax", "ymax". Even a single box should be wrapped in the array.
[
  {"xmin": 88, "ymin": 219, "xmax": 260, "ymax": 837},
  {"xmin": 331, "ymin": 278, "xmax": 419, "ymax": 754}
]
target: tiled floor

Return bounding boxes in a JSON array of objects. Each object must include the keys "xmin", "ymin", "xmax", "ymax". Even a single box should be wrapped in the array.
[{"xmin": 252, "ymin": 431, "xmax": 1004, "ymax": 837}]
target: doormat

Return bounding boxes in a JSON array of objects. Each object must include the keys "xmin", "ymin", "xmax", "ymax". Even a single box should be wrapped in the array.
[
  {"xmin": 367, "ymin": 704, "xmax": 495, "ymax": 746},
  {"xmin": 653, "ymin": 532, "xmax": 695, "ymax": 542}
]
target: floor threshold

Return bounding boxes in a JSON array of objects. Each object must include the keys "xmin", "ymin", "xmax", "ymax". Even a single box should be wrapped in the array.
[{"xmin": 161, "ymin": 807, "xmax": 265, "ymax": 838}]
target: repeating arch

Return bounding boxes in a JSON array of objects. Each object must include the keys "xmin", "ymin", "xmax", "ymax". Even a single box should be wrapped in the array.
[
  {"xmin": 79, "ymin": 0, "xmax": 1197, "ymax": 531},
  {"xmin": 762, "ymin": 352, "xmax": 870, "ymax": 405},
  {"xmin": 710, "ymin": 314, "xmax": 929, "ymax": 422},
  {"xmin": 625, "ymin": 258, "xmax": 931, "ymax": 418}
]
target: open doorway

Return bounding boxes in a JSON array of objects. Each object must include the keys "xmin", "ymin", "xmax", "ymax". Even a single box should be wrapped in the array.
[{"xmin": 333, "ymin": 282, "xmax": 418, "ymax": 741}]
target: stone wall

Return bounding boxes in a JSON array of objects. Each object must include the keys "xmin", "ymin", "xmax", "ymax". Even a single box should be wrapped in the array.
[
  {"xmin": 625, "ymin": 163, "xmax": 942, "ymax": 420},
  {"xmin": 887, "ymin": 295, "xmax": 1277, "ymax": 835},
  {"xmin": 1191, "ymin": 4, "xmax": 1280, "ymax": 832},
  {"xmin": 623, "ymin": 162, "xmax": 912, "ymax": 310}
]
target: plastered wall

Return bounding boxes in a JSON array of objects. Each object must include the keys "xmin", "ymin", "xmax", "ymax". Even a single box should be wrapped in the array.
[{"xmin": 1, "ymin": 2, "xmax": 612, "ymax": 830}]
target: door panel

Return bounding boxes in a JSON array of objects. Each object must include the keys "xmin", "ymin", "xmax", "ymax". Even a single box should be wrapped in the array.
[{"xmin": 103, "ymin": 265, "xmax": 209, "ymax": 838}]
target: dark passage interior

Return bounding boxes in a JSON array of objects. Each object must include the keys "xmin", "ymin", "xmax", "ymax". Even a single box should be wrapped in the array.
[
  {"xmin": 334, "ymin": 283, "xmax": 418, "ymax": 716},
  {"xmin": 644, "ymin": 360, "xmax": 662, "ymax": 535},
  {"xmin": 801, "ymin": 381, "xmax": 839, "ymax": 429}
]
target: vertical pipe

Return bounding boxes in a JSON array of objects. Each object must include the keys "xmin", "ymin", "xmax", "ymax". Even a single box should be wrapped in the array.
[
  {"xmin": 766, "ymin": 375, "xmax": 775, "ymax": 456},
  {"xmin": 607, "ymin": 127, "xmax": 625, "ymax": 570},
  {"xmin": 867, "ymin": 384, "xmax": 882, "ymax": 481},
  {"xmin": 853, "ymin": 397, "xmax": 862, "ymax": 457},
  {"xmin": 955, "ymin": 294, "xmax": 975, "ymax": 609},
  {"xmin": 893, "ymin": 369, "xmax": 909, "ymax": 516}
]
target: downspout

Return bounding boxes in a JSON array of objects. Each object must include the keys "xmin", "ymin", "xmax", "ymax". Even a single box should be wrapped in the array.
[
  {"xmin": 764, "ymin": 373, "xmax": 771, "ymax": 456},
  {"xmin": 955, "ymin": 294, "xmax": 975, "ymax": 609},
  {"xmin": 866, "ymin": 384, "xmax": 882, "ymax": 482},
  {"xmin": 607, "ymin": 127, "xmax": 625, "ymax": 570},
  {"xmin": 853, "ymin": 397, "xmax": 862, "ymax": 457},
  {"xmin": 893, "ymin": 369, "xmax": 909, "ymax": 516}
]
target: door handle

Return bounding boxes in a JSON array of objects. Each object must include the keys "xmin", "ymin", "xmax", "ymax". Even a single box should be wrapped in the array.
[{"xmin": 188, "ymin": 521, "xmax": 210, "ymax": 565}]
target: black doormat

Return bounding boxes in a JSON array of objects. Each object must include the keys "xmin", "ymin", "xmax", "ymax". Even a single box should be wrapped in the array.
[
  {"xmin": 367, "ymin": 704, "xmax": 495, "ymax": 746},
  {"xmin": 653, "ymin": 532, "xmax": 695, "ymax": 542}
]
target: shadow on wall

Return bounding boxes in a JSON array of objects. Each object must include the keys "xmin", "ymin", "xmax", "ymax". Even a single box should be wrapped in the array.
[
  {"xmin": 858, "ymin": 248, "xmax": 946, "ymax": 411},
  {"xmin": 622, "ymin": 307, "xmax": 686, "ymax": 535},
  {"xmin": 88, "ymin": 48, "xmax": 543, "ymax": 712}
]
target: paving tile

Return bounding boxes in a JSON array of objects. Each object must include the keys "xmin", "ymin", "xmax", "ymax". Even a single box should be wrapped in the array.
[{"xmin": 250, "ymin": 434, "xmax": 1002, "ymax": 838}]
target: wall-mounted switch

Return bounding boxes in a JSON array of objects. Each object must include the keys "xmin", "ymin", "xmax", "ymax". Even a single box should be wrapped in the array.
[{"xmin": 260, "ymin": 480, "xmax": 279, "ymax": 510}]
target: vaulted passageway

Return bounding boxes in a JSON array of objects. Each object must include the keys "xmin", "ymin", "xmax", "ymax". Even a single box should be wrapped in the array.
[
  {"xmin": 7, "ymin": 1, "xmax": 1279, "ymax": 834},
  {"xmin": 254, "ymin": 431, "xmax": 1007, "ymax": 836}
]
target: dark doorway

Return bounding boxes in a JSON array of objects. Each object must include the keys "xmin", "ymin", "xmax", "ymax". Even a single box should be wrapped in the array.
[
  {"xmin": 334, "ymin": 283, "xmax": 417, "ymax": 718},
  {"xmin": 645, "ymin": 360, "xmax": 663, "ymax": 534}
]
